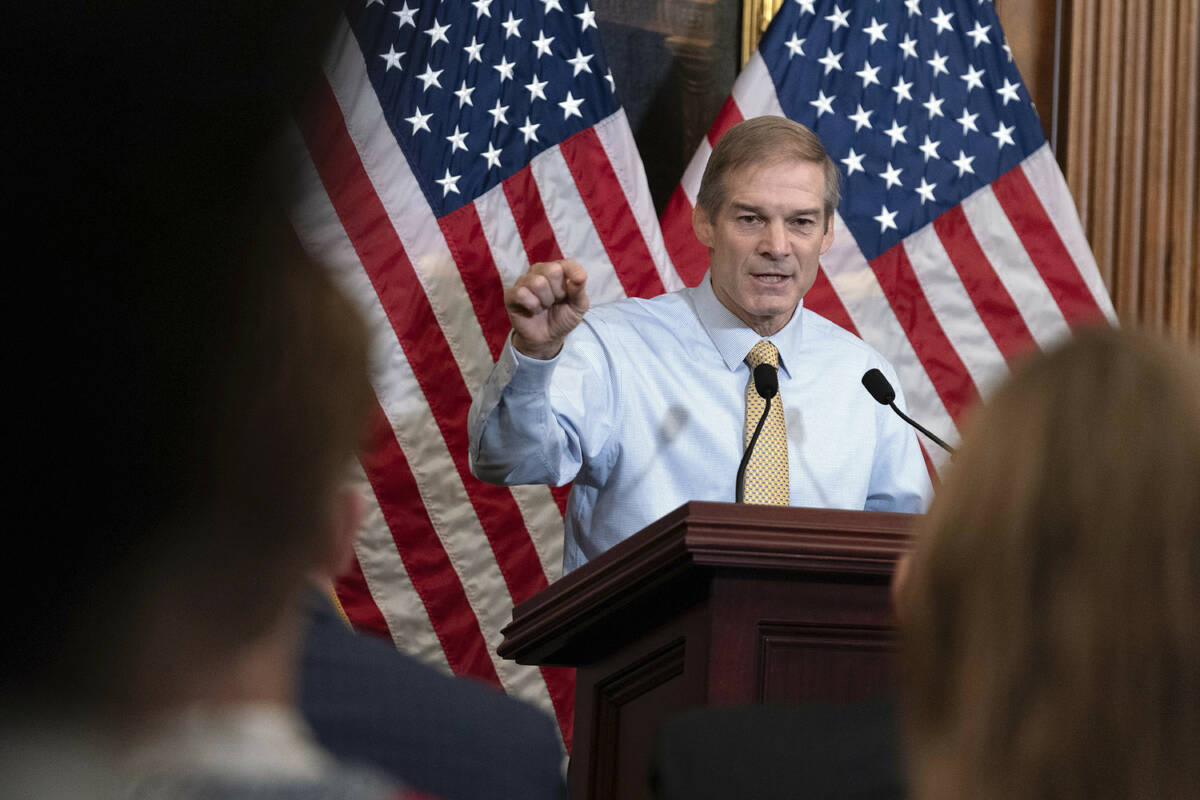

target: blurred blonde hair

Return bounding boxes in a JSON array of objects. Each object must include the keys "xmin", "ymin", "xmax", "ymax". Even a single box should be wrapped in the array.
[{"xmin": 901, "ymin": 326, "xmax": 1200, "ymax": 800}]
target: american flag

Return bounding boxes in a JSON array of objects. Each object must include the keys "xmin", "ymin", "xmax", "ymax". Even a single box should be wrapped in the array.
[
  {"xmin": 661, "ymin": 0, "xmax": 1116, "ymax": 472},
  {"xmin": 286, "ymin": 0, "xmax": 683, "ymax": 748}
]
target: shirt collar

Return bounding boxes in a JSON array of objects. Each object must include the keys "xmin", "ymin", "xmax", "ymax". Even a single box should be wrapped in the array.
[{"xmin": 691, "ymin": 270, "xmax": 805, "ymax": 378}]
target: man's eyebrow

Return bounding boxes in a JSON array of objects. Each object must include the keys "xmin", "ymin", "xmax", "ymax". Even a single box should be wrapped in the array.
[{"xmin": 728, "ymin": 201, "xmax": 823, "ymax": 217}]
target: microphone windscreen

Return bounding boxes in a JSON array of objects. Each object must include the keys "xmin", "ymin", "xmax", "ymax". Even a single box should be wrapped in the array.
[
  {"xmin": 861, "ymin": 368, "xmax": 896, "ymax": 405},
  {"xmin": 753, "ymin": 364, "xmax": 778, "ymax": 400}
]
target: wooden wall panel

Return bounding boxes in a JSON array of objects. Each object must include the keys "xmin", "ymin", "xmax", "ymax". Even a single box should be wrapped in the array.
[{"xmin": 1060, "ymin": 0, "xmax": 1199, "ymax": 344}]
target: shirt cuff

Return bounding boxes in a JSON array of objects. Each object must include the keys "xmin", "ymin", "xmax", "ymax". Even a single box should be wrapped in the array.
[{"xmin": 502, "ymin": 333, "xmax": 561, "ymax": 395}]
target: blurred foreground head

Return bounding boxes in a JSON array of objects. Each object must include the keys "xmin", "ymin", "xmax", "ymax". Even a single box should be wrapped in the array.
[
  {"xmin": 2, "ymin": 2, "xmax": 374, "ymax": 714},
  {"xmin": 901, "ymin": 326, "xmax": 1200, "ymax": 800}
]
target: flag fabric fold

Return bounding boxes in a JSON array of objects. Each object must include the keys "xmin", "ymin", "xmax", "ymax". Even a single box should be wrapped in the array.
[{"xmin": 288, "ymin": 0, "xmax": 683, "ymax": 749}]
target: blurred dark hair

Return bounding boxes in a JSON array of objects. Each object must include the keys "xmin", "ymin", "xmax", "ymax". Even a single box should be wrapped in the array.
[
  {"xmin": 902, "ymin": 326, "xmax": 1200, "ymax": 800},
  {"xmin": 2, "ymin": 1, "xmax": 370, "ymax": 708}
]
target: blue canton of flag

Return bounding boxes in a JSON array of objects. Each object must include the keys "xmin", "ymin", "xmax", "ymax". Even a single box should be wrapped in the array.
[
  {"xmin": 349, "ymin": 0, "xmax": 619, "ymax": 214},
  {"xmin": 760, "ymin": 0, "xmax": 1044, "ymax": 259}
]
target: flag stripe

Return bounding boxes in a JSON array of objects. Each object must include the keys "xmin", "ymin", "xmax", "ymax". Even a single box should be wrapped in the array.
[
  {"xmin": 960, "ymin": 185, "xmax": 1074, "ymax": 351},
  {"xmin": 870, "ymin": 244, "xmax": 980, "ymax": 421},
  {"xmin": 534, "ymin": 148, "xmax": 633, "ymax": 306},
  {"xmin": 297, "ymin": 77, "xmax": 552, "ymax": 609},
  {"xmin": 349, "ymin": 463, "xmax": 449, "ymax": 668},
  {"xmin": 730, "ymin": 53, "xmax": 784, "ymax": 118},
  {"xmin": 1019, "ymin": 146, "xmax": 1116, "ymax": 319},
  {"xmin": 805, "ymin": 267, "xmax": 860, "ymax": 335},
  {"xmin": 360, "ymin": 402, "xmax": 502, "ymax": 686},
  {"xmin": 903, "ymin": 224, "xmax": 1010, "ymax": 393},
  {"xmin": 707, "ymin": 95, "xmax": 745, "ymax": 147},
  {"xmin": 335, "ymin": 554, "xmax": 392, "ymax": 642},
  {"xmin": 286, "ymin": 122, "xmax": 460, "ymax": 672},
  {"xmin": 592, "ymin": 110, "xmax": 685, "ymax": 293},
  {"xmin": 933, "ymin": 205, "xmax": 1036, "ymax": 362},
  {"xmin": 661, "ymin": 186, "xmax": 709, "ymax": 286},
  {"xmin": 299, "ymin": 76, "xmax": 579, "ymax": 729},
  {"xmin": 440, "ymin": 203, "xmax": 511, "ymax": 362},
  {"xmin": 290, "ymin": 136, "xmax": 558, "ymax": 704},
  {"xmin": 822, "ymin": 216, "xmax": 958, "ymax": 472},
  {"xmin": 990, "ymin": 165, "xmax": 1108, "ymax": 327},
  {"xmin": 559, "ymin": 126, "xmax": 666, "ymax": 299},
  {"xmin": 503, "ymin": 165, "xmax": 565, "ymax": 263}
]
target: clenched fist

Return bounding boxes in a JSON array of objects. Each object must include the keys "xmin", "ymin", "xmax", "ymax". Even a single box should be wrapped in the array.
[{"xmin": 504, "ymin": 259, "xmax": 590, "ymax": 360}]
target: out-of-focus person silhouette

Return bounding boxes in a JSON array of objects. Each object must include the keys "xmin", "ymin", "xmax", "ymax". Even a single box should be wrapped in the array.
[
  {"xmin": 299, "ymin": 588, "xmax": 568, "ymax": 800},
  {"xmin": 900, "ymin": 326, "xmax": 1200, "ymax": 800},
  {"xmin": 0, "ymin": 3, "xmax": 438, "ymax": 798}
]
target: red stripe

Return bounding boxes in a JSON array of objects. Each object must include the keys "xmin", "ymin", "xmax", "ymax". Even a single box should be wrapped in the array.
[
  {"xmin": 804, "ymin": 266, "xmax": 860, "ymax": 336},
  {"xmin": 707, "ymin": 95, "xmax": 745, "ymax": 147},
  {"xmin": 541, "ymin": 664, "xmax": 575, "ymax": 753},
  {"xmin": 299, "ymin": 77, "xmax": 547, "ymax": 602},
  {"xmin": 299, "ymin": 78, "xmax": 577, "ymax": 726},
  {"xmin": 933, "ymin": 205, "xmax": 1038, "ymax": 363},
  {"xmin": 335, "ymin": 554, "xmax": 392, "ymax": 643},
  {"xmin": 869, "ymin": 244, "xmax": 979, "ymax": 422},
  {"xmin": 990, "ymin": 165, "xmax": 1106, "ymax": 327},
  {"xmin": 440, "ymin": 203, "xmax": 511, "ymax": 361},
  {"xmin": 360, "ymin": 403, "xmax": 502, "ymax": 686},
  {"xmin": 659, "ymin": 187, "xmax": 709, "ymax": 287},
  {"xmin": 503, "ymin": 165, "xmax": 564, "ymax": 263},
  {"xmin": 918, "ymin": 442, "xmax": 939, "ymax": 490},
  {"xmin": 558, "ymin": 127, "xmax": 666, "ymax": 299},
  {"xmin": 549, "ymin": 483, "xmax": 570, "ymax": 516}
]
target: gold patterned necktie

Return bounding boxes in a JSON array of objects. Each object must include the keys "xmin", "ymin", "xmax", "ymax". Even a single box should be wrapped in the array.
[{"xmin": 742, "ymin": 340, "xmax": 789, "ymax": 505}]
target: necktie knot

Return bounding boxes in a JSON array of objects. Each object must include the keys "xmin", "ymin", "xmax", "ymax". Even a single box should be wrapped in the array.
[{"xmin": 746, "ymin": 340, "xmax": 780, "ymax": 369}]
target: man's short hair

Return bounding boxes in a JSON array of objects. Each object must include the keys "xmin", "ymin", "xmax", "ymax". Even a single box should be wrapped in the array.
[{"xmin": 695, "ymin": 116, "xmax": 841, "ymax": 223}]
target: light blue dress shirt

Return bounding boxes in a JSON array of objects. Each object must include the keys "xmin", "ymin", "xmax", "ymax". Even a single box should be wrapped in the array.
[{"xmin": 468, "ymin": 275, "xmax": 931, "ymax": 573}]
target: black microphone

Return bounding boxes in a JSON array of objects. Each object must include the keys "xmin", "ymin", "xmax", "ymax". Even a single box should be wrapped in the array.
[
  {"xmin": 861, "ymin": 368, "xmax": 956, "ymax": 455},
  {"xmin": 736, "ymin": 364, "xmax": 779, "ymax": 503}
]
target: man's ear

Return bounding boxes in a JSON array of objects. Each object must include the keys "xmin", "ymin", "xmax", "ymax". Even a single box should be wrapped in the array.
[
  {"xmin": 819, "ymin": 213, "xmax": 835, "ymax": 256},
  {"xmin": 315, "ymin": 484, "xmax": 364, "ymax": 583},
  {"xmin": 692, "ymin": 205, "xmax": 715, "ymax": 248}
]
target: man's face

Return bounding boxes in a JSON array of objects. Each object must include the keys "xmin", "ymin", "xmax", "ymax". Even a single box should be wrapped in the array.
[{"xmin": 693, "ymin": 160, "xmax": 834, "ymax": 337}]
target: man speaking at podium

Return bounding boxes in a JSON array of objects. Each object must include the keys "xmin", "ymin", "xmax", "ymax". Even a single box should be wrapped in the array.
[{"xmin": 469, "ymin": 117, "xmax": 930, "ymax": 572}]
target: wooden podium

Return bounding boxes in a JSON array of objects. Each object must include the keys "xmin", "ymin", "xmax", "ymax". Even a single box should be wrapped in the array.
[{"xmin": 498, "ymin": 501, "xmax": 917, "ymax": 800}]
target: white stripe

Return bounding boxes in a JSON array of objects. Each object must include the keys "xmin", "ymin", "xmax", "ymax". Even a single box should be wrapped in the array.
[
  {"xmin": 508, "ymin": 484, "xmax": 565, "ymax": 582},
  {"xmin": 680, "ymin": 138, "xmax": 711, "ymax": 205},
  {"xmin": 593, "ymin": 108, "xmax": 685, "ymax": 293},
  {"xmin": 822, "ymin": 213, "xmax": 958, "ymax": 470},
  {"xmin": 1020, "ymin": 144, "xmax": 1117, "ymax": 320},
  {"xmin": 324, "ymin": 20, "xmax": 572, "ymax": 636},
  {"xmin": 347, "ymin": 462, "xmax": 450, "ymax": 670},
  {"xmin": 286, "ymin": 122, "xmax": 558, "ymax": 717},
  {"xmin": 961, "ymin": 185, "xmax": 1073, "ymax": 351},
  {"xmin": 731, "ymin": 53, "xmax": 786, "ymax": 118},
  {"xmin": 903, "ymin": 224, "xmax": 1010, "ymax": 396},
  {"xmin": 475, "ymin": 182, "xmax": 530, "ymax": 291},
  {"xmin": 323, "ymin": 19, "xmax": 494, "ymax": 395},
  {"xmin": 531, "ymin": 145, "xmax": 629, "ymax": 305}
]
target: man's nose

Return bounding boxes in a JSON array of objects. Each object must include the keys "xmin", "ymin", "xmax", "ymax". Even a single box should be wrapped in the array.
[{"xmin": 758, "ymin": 220, "xmax": 788, "ymax": 258}]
